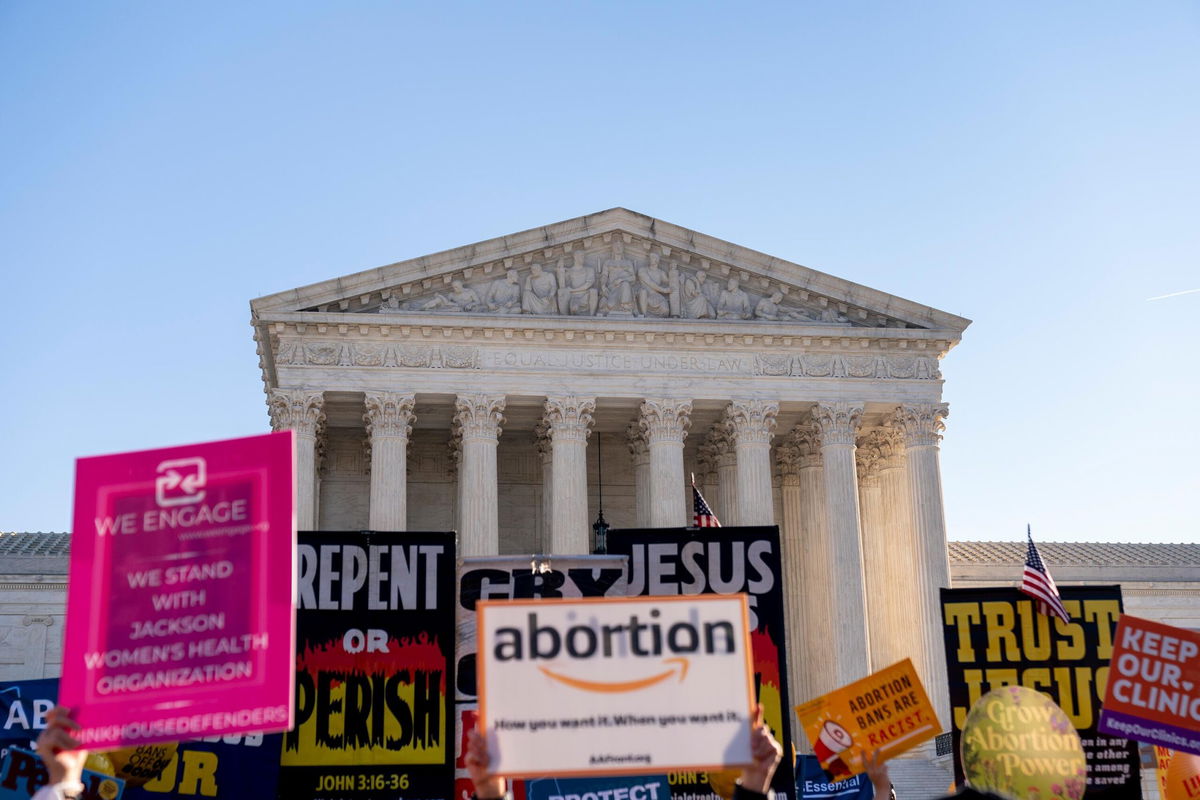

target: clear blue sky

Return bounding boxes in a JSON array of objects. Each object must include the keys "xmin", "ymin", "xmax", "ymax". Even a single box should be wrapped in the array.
[{"xmin": 2, "ymin": 2, "xmax": 1197, "ymax": 542}]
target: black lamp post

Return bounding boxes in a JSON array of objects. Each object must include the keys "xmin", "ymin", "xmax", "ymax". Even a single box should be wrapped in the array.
[{"xmin": 592, "ymin": 432, "xmax": 609, "ymax": 554}]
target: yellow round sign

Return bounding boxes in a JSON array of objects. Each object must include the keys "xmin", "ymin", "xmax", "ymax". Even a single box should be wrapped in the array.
[
  {"xmin": 104, "ymin": 741, "xmax": 179, "ymax": 788},
  {"xmin": 960, "ymin": 685, "xmax": 1086, "ymax": 800},
  {"xmin": 1164, "ymin": 751, "xmax": 1200, "ymax": 800}
]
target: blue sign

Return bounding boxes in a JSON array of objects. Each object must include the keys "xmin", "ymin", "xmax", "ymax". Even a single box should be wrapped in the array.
[
  {"xmin": 526, "ymin": 774, "xmax": 673, "ymax": 800},
  {"xmin": 0, "ymin": 680, "xmax": 281, "ymax": 800},
  {"xmin": 123, "ymin": 732, "xmax": 283, "ymax": 799},
  {"xmin": 0, "ymin": 680, "xmax": 58, "ymax": 761},
  {"xmin": 795, "ymin": 756, "xmax": 873, "ymax": 799},
  {"xmin": 0, "ymin": 746, "xmax": 125, "ymax": 800}
]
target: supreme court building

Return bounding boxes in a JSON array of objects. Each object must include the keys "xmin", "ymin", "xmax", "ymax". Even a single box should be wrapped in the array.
[{"xmin": 249, "ymin": 208, "xmax": 969, "ymax": 728}]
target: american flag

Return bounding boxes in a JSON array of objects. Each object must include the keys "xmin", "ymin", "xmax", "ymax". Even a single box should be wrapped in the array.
[
  {"xmin": 692, "ymin": 478, "xmax": 721, "ymax": 528},
  {"xmin": 1020, "ymin": 525, "xmax": 1070, "ymax": 623}
]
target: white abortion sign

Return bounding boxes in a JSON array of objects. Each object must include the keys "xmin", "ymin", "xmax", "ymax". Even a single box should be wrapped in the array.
[{"xmin": 477, "ymin": 594, "xmax": 755, "ymax": 778}]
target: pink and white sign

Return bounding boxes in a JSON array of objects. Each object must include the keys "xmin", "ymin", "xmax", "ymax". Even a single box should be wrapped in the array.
[{"xmin": 61, "ymin": 431, "xmax": 297, "ymax": 748}]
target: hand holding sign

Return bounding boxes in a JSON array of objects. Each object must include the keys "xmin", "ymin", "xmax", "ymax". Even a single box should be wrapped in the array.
[
  {"xmin": 464, "ymin": 728, "xmax": 506, "ymax": 800},
  {"xmin": 740, "ymin": 705, "xmax": 783, "ymax": 794},
  {"xmin": 34, "ymin": 706, "xmax": 86, "ymax": 791}
]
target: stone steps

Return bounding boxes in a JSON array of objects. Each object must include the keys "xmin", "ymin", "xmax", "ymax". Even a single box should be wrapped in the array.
[{"xmin": 885, "ymin": 756, "xmax": 955, "ymax": 800}]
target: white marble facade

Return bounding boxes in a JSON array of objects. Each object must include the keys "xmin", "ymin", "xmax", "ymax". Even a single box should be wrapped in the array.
[{"xmin": 250, "ymin": 208, "xmax": 970, "ymax": 714}]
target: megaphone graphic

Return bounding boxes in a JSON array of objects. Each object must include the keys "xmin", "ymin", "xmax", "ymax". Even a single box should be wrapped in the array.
[{"xmin": 812, "ymin": 719, "xmax": 854, "ymax": 780}]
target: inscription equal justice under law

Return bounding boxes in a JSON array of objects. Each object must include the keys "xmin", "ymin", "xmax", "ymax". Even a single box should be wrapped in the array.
[{"xmin": 489, "ymin": 349, "xmax": 749, "ymax": 374}]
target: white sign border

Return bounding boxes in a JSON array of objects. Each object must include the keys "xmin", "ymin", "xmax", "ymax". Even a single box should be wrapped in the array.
[{"xmin": 476, "ymin": 593, "xmax": 757, "ymax": 779}]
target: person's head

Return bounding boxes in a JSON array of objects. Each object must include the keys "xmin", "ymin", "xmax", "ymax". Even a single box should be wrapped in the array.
[
  {"xmin": 531, "ymin": 263, "xmax": 544, "ymax": 276},
  {"xmin": 506, "ymin": 269, "xmax": 518, "ymax": 283},
  {"xmin": 649, "ymin": 252, "xmax": 660, "ymax": 266},
  {"xmin": 727, "ymin": 277, "xmax": 739, "ymax": 290},
  {"xmin": 611, "ymin": 239, "xmax": 624, "ymax": 257},
  {"xmin": 770, "ymin": 291, "xmax": 783, "ymax": 303},
  {"xmin": 451, "ymin": 279, "xmax": 465, "ymax": 291},
  {"xmin": 573, "ymin": 251, "xmax": 585, "ymax": 267}
]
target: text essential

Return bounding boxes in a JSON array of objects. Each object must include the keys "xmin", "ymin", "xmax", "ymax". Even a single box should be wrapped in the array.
[
  {"xmin": 61, "ymin": 432, "xmax": 297, "ymax": 748},
  {"xmin": 477, "ymin": 595, "xmax": 756, "ymax": 778}
]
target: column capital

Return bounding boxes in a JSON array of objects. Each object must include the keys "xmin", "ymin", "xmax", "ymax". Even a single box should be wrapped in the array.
[
  {"xmin": 363, "ymin": 391, "xmax": 415, "ymax": 440},
  {"xmin": 625, "ymin": 421, "xmax": 650, "ymax": 464},
  {"xmin": 776, "ymin": 443, "xmax": 802, "ymax": 486},
  {"xmin": 534, "ymin": 420, "xmax": 554, "ymax": 459},
  {"xmin": 705, "ymin": 422, "xmax": 736, "ymax": 466},
  {"xmin": 544, "ymin": 396, "xmax": 596, "ymax": 442},
  {"xmin": 893, "ymin": 403, "xmax": 949, "ymax": 447},
  {"xmin": 455, "ymin": 393, "xmax": 506, "ymax": 442},
  {"xmin": 862, "ymin": 426, "xmax": 906, "ymax": 469},
  {"xmin": 793, "ymin": 424, "xmax": 824, "ymax": 467},
  {"xmin": 639, "ymin": 398, "xmax": 693, "ymax": 444},
  {"xmin": 812, "ymin": 402, "xmax": 864, "ymax": 447},
  {"xmin": 855, "ymin": 436, "xmax": 884, "ymax": 487},
  {"xmin": 778, "ymin": 423, "xmax": 822, "ymax": 479},
  {"xmin": 725, "ymin": 399, "xmax": 779, "ymax": 446},
  {"xmin": 268, "ymin": 388, "xmax": 326, "ymax": 436}
]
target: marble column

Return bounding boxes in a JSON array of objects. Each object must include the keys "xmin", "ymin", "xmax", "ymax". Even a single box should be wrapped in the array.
[
  {"xmin": 855, "ymin": 429, "xmax": 895, "ymax": 671},
  {"xmin": 781, "ymin": 424, "xmax": 837, "ymax": 710},
  {"xmin": 725, "ymin": 400, "xmax": 779, "ymax": 526},
  {"xmin": 268, "ymin": 388, "xmax": 325, "ymax": 530},
  {"xmin": 639, "ymin": 398, "xmax": 692, "ymax": 528},
  {"xmin": 776, "ymin": 436, "xmax": 807, "ymax": 733},
  {"xmin": 453, "ymin": 393, "xmax": 506, "ymax": 557},
  {"xmin": 544, "ymin": 396, "xmax": 595, "ymax": 554},
  {"xmin": 534, "ymin": 421, "xmax": 553, "ymax": 553},
  {"xmin": 707, "ymin": 424, "xmax": 738, "ymax": 526},
  {"xmin": 626, "ymin": 421, "xmax": 651, "ymax": 528},
  {"xmin": 894, "ymin": 402, "xmax": 952, "ymax": 728},
  {"xmin": 812, "ymin": 401, "xmax": 871, "ymax": 684},
  {"xmin": 878, "ymin": 428, "xmax": 918, "ymax": 669},
  {"xmin": 363, "ymin": 391, "xmax": 415, "ymax": 531}
]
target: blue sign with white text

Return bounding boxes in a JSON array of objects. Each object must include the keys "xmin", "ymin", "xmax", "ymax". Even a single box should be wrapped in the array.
[
  {"xmin": 796, "ymin": 756, "xmax": 873, "ymax": 799},
  {"xmin": 0, "ymin": 680, "xmax": 281, "ymax": 799},
  {"xmin": 0, "ymin": 680, "xmax": 58, "ymax": 762},
  {"xmin": 526, "ymin": 774, "xmax": 672, "ymax": 800}
]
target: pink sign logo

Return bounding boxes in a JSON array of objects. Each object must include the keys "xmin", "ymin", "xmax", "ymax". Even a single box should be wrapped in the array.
[{"xmin": 155, "ymin": 456, "xmax": 207, "ymax": 507}]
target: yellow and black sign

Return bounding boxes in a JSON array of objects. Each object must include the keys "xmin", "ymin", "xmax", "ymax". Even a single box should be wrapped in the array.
[
  {"xmin": 940, "ymin": 585, "xmax": 1142, "ymax": 799},
  {"xmin": 279, "ymin": 531, "xmax": 456, "ymax": 800}
]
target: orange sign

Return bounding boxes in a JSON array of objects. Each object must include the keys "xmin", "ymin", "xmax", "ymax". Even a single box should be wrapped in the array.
[
  {"xmin": 1156, "ymin": 746, "xmax": 1173, "ymax": 796},
  {"xmin": 793, "ymin": 659, "xmax": 941, "ymax": 779},
  {"xmin": 1098, "ymin": 614, "xmax": 1200, "ymax": 756}
]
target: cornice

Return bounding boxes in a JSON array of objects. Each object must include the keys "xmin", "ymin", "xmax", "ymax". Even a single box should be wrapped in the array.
[{"xmin": 257, "ymin": 313, "xmax": 957, "ymax": 354}]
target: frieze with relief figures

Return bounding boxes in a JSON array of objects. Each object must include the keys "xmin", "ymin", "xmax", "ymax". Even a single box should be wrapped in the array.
[{"xmin": 327, "ymin": 237, "xmax": 910, "ymax": 328}]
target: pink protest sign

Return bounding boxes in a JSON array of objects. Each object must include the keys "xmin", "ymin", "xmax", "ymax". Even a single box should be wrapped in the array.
[{"xmin": 61, "ymin": 431, "xmax": 296, "ymax": 748}]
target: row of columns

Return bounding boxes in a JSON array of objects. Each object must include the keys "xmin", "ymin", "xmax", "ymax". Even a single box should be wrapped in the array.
[
  {"xmin": 769, "ymin": 402, "xmax": 952, "ymax": 729},
  {"xmin": 268, "ymin": 387, "xmax": 951, "ymax": 724}
]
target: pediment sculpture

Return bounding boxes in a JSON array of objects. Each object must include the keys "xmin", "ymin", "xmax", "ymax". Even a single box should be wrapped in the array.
[{"xmin": 373, "ymin": 239, "xmax": 869, "ymax": 326}]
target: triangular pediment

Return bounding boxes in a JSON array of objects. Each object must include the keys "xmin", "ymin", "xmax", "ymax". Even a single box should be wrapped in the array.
[{"xmin": 251, "ymin": 208, "xmax": 970, "ymax": 333}]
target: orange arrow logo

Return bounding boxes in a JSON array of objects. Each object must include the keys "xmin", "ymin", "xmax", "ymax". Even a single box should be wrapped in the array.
[{"xmin": 538, "ymin": 657, "xmax": 689, "ymax": 693}]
